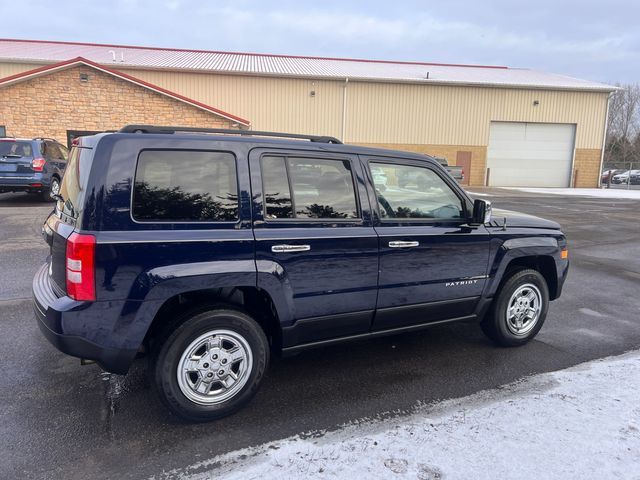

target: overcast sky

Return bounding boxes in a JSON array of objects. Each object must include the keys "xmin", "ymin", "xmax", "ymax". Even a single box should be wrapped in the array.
[{"xmin": 2, "ymin": 0, "xmax": 636, "ymax": 83}]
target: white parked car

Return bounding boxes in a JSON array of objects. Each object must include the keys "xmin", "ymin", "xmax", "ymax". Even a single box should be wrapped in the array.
[{"xmin": 612, "ymin": 170, "xmax": 632, "ymax": 184}]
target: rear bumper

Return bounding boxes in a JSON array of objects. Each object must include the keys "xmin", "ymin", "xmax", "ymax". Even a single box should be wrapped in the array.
[
  {"xmin": 0, "ymin": 173, "xmax": 49, "ymax": 192},
  {"xmin": 32, "ymin": 263, "xmax": 136, "ymax": 374}
]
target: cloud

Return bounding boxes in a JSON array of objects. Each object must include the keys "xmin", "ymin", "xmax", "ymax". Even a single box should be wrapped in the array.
[{"xmin": 0, "ymin": 0, "xmax": 637, "ymax": 82}]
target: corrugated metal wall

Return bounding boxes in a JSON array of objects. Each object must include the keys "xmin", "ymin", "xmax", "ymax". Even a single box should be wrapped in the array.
[
  {"xmin": 346, "ymin": 82, "xmax": 607, "ymax": 148},
  {"xmin": 0, "ymin": 62, "xmax": 608, "ymax": 149},
  {"xmin": 0, "ymin": 62, "xmax": 36, "ymax": 78},
  {"xmin": 121, "ymin": 68, "xmax": 346, "ymax": 138}
]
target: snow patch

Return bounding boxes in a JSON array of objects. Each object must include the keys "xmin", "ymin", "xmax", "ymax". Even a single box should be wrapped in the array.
[
  {"xmin": 161, "ymin": 351, "xmax": 640, "ymax": 480},
  {"xmin": 503, "ymin": 187, "xmax": 640, "ymax": 199},
  {"xmin": 466, "ymin": 191, "xmax": 492, "ymax": 197},
  {"xmin": 579, "ymin": 307, "xmax": 606, "ymax": 318}
]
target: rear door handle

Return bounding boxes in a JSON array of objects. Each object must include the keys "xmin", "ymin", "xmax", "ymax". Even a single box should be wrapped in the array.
[
  {"xmin": 271, "ymin": 244, "xmax": 311, "ymax": 253},
  {"xmin": 388, "ymin": 240, "xmax": 420, "ymax": 248}
]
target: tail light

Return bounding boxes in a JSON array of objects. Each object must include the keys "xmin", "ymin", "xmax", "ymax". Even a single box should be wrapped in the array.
[
  {"xmin": 66, "ymin": 232, "xmax": 96, "ymax": 301},
  {"xmin": 31, "ymin": 157, "xmax": 46, "ymax": 172}
]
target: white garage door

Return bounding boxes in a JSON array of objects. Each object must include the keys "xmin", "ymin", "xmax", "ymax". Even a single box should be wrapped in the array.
[{"xmin": 487, "ymin": 122, "xmax": 576, "ymax": 187}]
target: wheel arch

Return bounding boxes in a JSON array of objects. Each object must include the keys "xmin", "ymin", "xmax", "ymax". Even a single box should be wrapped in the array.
[
  {"xmin": 505, "ymin": 255, "xmax": 558, "ymax": 300},
  {"xmin": 497, "ymin": 255, "xmax": 559, "ymax": 300},
  {"xmin": 143, "ymin": 286, "xmax": 283, "ymax": 352}
]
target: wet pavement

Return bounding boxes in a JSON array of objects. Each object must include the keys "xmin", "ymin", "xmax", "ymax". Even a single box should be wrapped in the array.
[{"xmin": 1, "ymin": 188, "xmax": 639, "ymax": 479}]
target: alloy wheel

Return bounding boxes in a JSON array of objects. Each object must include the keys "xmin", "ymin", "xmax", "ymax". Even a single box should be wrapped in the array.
[
  {"xmin": 176, "ymin": 329, "xmax": 253, "ymax": 405},
  {"xmin": 505, "ymin": 283, "xmax": 542, "ymax": 336}
]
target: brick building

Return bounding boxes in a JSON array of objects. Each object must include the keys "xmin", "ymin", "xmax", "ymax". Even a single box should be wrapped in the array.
[
  {"xmin": 0, "ymin": 38, "xmax": 617, "ymax": 187},
  {"xmin": 0, "ymin": 57, "xmax": 248, "ymax": 145}
]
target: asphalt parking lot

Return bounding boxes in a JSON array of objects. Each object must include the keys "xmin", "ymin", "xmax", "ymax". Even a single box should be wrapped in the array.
[{"xmin": 1, "ymin": 188, "xmax": 639, "ymax": 479}]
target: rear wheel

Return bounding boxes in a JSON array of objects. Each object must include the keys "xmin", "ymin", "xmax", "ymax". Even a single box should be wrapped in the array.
[
  {"xmin": 151, "ymin": 307, "xmax": 269, "ymax": 422},
  {"xmin": 481, "ymin": 268, "xmax": 549, "ymax": 346},
  {"xmin": 41, "ymin": 177, "xmax": 60, "ymax": 202}
]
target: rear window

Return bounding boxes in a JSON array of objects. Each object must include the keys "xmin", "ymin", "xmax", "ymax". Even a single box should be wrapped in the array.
[
  {"xmin": 0, "ymin": 141, "xmax": 33, "ymax": 157},
  {"xmin": 132, "ymin": 150, "xmax": 238, "ymax": 222},
  {"xmin": 58, "ymin": 145, "xmax": 93, "ymax": 218}
]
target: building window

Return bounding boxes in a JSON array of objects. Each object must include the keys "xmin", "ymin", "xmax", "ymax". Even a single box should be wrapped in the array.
[
  {"xmin": 0, "ymin": 126, "xmax": 6, "ymax": 137},
  {"xmin": 132, "ymin": 150, "xmax": 239, "ymax": 222}
]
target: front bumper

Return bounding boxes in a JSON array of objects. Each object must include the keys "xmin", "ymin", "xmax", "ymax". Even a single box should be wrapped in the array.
[{"xmin": 32, "ymin": 263, "xmax": 136, "ymax": 374}]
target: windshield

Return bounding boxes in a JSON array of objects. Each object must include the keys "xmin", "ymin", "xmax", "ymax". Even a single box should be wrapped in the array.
[{"xmin": 0, "ymin": 141, "xmax": 33, "ymax": 157}]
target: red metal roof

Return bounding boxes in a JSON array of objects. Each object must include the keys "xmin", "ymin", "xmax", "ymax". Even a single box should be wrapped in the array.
[
  {"xmin": 0, "ymin": 37, "xmax": 508, "ymax": 69},
  {"xmin": 0, "ymin": 56, "xmax": 251, "ymax": 126},
  {"xmin": 0, "ymin": 38, "xmax": 617, "ymax": 92}
]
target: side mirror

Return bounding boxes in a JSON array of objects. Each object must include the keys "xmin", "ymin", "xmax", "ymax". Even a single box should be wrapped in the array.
[{"xmin": 472, "ymin": 199, "xmax": 492, "ymax": 225}]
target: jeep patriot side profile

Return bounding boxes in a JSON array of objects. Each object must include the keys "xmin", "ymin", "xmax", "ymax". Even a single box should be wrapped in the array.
[{"xmin": 33, "ymin": 125, "xmax": 569, "ymax": 421}]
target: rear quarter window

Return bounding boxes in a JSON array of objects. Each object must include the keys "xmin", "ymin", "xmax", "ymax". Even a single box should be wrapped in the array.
[
  {"xmin": 58, "ymin": 145, "xmax": 93, "ymax": 218},
  {"xmin": 132, "ymin": 150, "xmax": 238, "ymax": 222}
]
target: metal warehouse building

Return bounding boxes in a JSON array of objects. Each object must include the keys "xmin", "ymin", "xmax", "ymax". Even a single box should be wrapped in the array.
[{"xmin": 0, "ymin": 38, "xmax": 616, "ymax": 187}]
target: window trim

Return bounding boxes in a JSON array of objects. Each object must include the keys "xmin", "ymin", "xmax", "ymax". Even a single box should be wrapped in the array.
[
  {"xmin": 130, "ymin": 148, "xmax": 241, "ymax": 225},
  {"xmin": 260, "ymin": 153, "xmax": 363, "ymax": 224},
  {"xmin": 367, "ymin": 158, "xmax": 471, "ymax": 224}
]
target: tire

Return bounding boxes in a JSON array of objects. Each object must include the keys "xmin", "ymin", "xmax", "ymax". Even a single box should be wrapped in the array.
[
  {"xmin": 41, "ymin": 176, "xmax": 60, "ymax": 202},
  {"xmin": 151, "ymin": 307, "xmax": 269, "ymax": 422},
  {"xmin": 480, "ymin": 268, "xmax": 549, "ymax": 347}
]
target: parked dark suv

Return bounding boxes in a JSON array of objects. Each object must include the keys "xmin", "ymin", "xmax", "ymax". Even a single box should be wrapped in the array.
[
  {"xmin": 0, "ymin": 137, "xmax": 68, "ymax": 201},
  {"xmin": 33, "ymin": 125, "xmax": 569, "ymax": 421}
]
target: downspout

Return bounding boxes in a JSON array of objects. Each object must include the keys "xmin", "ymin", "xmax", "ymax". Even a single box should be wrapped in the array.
[
  {"xmin": 341, "ymin": 78, "xmax": 349, "ymax": 142},
  {"xmin": 597, "ymin": 91, "xmax": 614, "ymax": 188}
]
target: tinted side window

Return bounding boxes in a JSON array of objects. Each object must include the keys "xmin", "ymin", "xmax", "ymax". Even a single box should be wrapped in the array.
[
  {"xmin": 132, "ymin": 150, "xmax": 238, "ymax": 222},
  {"xmin": 370, "ymin": 162, "xmax": 464, "ymax": 220},
  {"xmin": 261, "ymin": 156, "xmax": 293, "ymax": 219},
  {"xmin": 262, "ymin": 156, "xmax": 358, "ymax": 220},
  {"xmin": 44, "ymin": 142, "xmax": 60, "ymax": 159}
]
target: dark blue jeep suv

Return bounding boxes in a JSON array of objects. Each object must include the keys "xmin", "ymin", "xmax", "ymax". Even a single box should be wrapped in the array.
[{"xmin": 33, "ymin": 125, "xmax": 569, "ymax": 421}]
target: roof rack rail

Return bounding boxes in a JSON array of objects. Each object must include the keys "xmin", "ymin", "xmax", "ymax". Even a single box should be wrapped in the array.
[{"xmin": 118, "ymin": 125, "xmax": 343, "ymax": 144}]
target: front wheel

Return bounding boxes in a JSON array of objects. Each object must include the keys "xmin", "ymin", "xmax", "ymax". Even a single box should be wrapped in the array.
[
  {"xmin": 152, "ymin": 308, "xmax": 269, "ymax": 422},
  {"xmin": 481, "ymin": 269, "xmax": 549, "ymax": 347}
]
